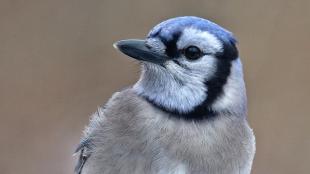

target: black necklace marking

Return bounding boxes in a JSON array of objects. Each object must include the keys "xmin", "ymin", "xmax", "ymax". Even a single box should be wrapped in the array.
[{"xmin": 144, "ymin": 96, "xmax": 218, "ymax": 121}]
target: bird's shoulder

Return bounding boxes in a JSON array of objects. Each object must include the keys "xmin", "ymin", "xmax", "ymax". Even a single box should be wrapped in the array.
[
  {"xmin": 74, "ymin": 88, "xmax": 151, "ymax": 174},
  {"xmin": 79, "ymin": 87, "xmax": 147, "ymax": 141}
]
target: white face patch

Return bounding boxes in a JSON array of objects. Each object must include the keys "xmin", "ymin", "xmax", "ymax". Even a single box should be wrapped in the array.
[
  {"xmin": 133, "ymin": 28, "xmax": 224, "ymax": 113},
  {"xmin": 133, "ymin": 27, "xmax": 244, "ymax": 115},
  {"xmin": 133, "ymin": 62, "xmax": 208, "ymax": 113}
]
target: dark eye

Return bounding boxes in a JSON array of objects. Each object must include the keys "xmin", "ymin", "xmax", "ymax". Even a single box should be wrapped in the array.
[{"xmin": 183, "ymin": 46, "xmax": 203, "ymax": 60}]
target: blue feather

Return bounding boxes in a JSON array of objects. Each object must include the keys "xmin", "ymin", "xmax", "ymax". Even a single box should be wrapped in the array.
[{"xmin": 148, "ymin": 16, "xmax": 237, "ymax": 45}]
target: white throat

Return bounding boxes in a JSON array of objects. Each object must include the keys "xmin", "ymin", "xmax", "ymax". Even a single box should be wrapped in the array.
[{"xmin": 133, "ymin": 62, "xmax": 207, "ymax": 113}]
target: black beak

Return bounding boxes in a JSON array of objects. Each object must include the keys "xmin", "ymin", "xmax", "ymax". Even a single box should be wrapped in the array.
[{"xmin": 114, "ymin": 39, "xmax": 168, "ymax": 64}]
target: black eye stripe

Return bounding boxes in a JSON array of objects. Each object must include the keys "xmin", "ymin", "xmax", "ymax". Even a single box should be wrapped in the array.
[{"xmin": 158, "ymin": 31, "xmax": 181, "ymax": 58}]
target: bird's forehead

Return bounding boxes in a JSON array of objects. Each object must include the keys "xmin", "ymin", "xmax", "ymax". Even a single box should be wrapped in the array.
[{"xmin": 147, "ymin": 16, "xmax": 236, "ymax": 44}]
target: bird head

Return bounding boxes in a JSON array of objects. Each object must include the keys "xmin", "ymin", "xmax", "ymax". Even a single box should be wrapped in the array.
[{"xmin": 114, "ymin": 16, "xmax": 246, "ymax": 121}]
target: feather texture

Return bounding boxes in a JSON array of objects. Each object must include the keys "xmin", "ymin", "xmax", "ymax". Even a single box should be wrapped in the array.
[{"xmin": 75, "ymin": 89, "xmax": 255, "ymax": 174}]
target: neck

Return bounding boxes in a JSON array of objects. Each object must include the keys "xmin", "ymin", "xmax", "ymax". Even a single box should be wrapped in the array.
[
  {"xmin": 133, "ymin": 59, "xmax": 247, "ymax": 121},
  {"xmin": 212, "ymin": 59, "xmax": 247, "ymax": 117}
]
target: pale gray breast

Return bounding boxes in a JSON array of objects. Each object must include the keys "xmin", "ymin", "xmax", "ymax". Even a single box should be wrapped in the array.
[{"xmin": 75, "ymin": 89, "xmax": 255, "ymax": 174}]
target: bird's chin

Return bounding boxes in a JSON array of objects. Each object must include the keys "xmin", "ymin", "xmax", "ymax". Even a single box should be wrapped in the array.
[{"xmin": 142, "ymin": 61, "xmax": 166, "ymax": 70}]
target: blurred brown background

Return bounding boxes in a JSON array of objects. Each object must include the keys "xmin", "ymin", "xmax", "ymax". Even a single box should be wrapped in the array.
[{"xmin": 0, "ymin": 0, "xmax": 309, "ymax": 174}]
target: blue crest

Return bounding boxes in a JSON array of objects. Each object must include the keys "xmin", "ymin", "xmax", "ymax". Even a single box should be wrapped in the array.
[{"xmin": 148, "ymin": 16, "xmax": 237, "ymax": 45}]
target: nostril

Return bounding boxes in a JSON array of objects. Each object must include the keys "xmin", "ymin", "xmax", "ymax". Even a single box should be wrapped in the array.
[
  {"xmin": 144, "ymin": 39, "xmax": 154, "ymax": 49},
  {"xmin": 145, "ymin": 38, "xmax": 166, "ymax": 54},
  {"xmin": 145, "ymin": 43, "xmax": 152, "ymax": 49}
]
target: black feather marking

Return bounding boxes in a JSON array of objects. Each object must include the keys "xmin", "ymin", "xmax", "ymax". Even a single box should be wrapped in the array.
[
  {"xmin": 75, "ymin": 148, "xmax": 89, "ymax": 174},
  {"xmin": 158, "ymin": 31, "xmax": 181, "ymax": 58},
  {"xmin": 74, "ymin": 139, "xmax": 92, "ymax": 174}
]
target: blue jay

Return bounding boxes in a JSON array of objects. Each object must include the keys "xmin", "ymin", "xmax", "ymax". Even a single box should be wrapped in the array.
[{"xmin": 75, "ymin": 16, "xmax": 255, "ymax": 174}]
